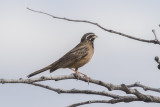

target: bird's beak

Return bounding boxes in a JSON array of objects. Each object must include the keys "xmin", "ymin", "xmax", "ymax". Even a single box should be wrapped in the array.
[{"xmin": 93, "ymin": 35, "xmax": 98, "ymax": 39}]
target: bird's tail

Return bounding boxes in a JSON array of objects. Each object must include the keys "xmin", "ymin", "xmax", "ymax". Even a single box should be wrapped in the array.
[{"xmin": 27, "ymin": 65, "xmax": 51, "ymax": 78}]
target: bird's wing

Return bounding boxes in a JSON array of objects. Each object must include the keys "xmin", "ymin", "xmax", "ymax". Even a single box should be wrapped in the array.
[{"xmin": 50, "ymin": 44, "xmax": 89, "ymax": 72}]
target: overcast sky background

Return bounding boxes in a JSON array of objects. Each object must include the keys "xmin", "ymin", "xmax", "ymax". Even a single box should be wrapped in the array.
[{"xmin": 0, "ymin": 0, "xmax": 160, "ymax": 107}]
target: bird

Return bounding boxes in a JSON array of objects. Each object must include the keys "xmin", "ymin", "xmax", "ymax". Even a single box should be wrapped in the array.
[{"xmin": 27, "ymin": 33, "xmax": 98, "ymax": 82}]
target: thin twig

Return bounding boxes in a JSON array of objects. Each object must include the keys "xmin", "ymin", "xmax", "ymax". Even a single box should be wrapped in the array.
[
  {"xmin": 28, "ymin": 82, "xmax": 122, "ymax": 98},
  {"xmin": 155, "ymin": 56, "xmax": 160, "ymax": 70},
  {"xmin": 152, "ymin": 29, "xmax": 160, "ymax": 43},
  {"xmin": 67, "ymin": 97, "xmax": 140, "ymax": 107},
  {"xmin": 127, "ymin": 82, "xmax": 160, "ymax": 92},
  {"xmin": 27, "ymin": 8, "xmax": 160, "ymax": 45}
]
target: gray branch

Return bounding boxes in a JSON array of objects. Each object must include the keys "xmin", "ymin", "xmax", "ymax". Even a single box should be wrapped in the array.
[
  {"xmin": 1, "ymin": 74, "xmax": 160, "ymax": 106},
  {"xmin": 28, "ymin": 82, "xmax": 121, "ymax": 99},
  {"xmin": 68, "ymin": 97, "xmax": 139, "ymax": 107},
  {"xmin": 27, "ymin": 8, "xmax": 160, "ymax": 45},
  {"xmin": 155, "ymin": 56, "xmax": 160, "ymax": 70},
  {"xmin": 128, "ymin": 82, "xmax": 160, "ymax": 92}
]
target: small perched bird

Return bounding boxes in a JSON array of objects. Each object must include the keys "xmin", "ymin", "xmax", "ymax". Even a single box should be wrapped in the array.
[{"xmin": 27, "ymin": 33, "xmax": 98, "ymax": 82}]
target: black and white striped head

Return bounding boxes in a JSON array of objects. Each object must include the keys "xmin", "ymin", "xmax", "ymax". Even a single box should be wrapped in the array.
[{"xmin": 81, "ymin": 33, "xmax": 98, "ymax": 43}]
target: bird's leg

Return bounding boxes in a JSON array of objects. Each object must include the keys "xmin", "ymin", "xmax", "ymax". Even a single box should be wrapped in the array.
[
  {"xmin": 78, "ymin": 72, "xmax": 90, "ymax": 85},
  {"xmin": 69, "ymin": 68, "xmax": 80, "ymax": 80},
  {"xmin": 69, "ymin": 68, "xmax": 89, "ymax": 84}
]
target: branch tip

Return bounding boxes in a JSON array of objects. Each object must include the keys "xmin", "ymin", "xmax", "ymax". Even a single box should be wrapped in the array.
[
  {"xmin": 152, "ymin": 29, "xmax": 157, "ymax": 39},
  {"xmin": 155, "ymin": 56, "xmax": 159, "ymax": 62},
  {"xmin": 152, "ymin": 29, "xmax": 155, "ymax": 33},
  {"xmin": 158, "ymin": 65, "xmax": 160, "ymax": 70}
]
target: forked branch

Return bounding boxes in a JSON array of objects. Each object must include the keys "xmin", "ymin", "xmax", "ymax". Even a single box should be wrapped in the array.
[
  {"xmin": 27, "ymin": 8, "xmax": 160, "ymax": 45},
  {"xmin": 1, "ymin": 74, "xmax": 160, "ymax": 106}
]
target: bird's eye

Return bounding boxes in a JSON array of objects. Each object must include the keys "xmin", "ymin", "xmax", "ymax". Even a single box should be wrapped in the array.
[
  {"xmin": 85, "ymin": 35, "xmax": 90, "ymax": 40},
  {"xmin": 86, "ymin": 35, "xmax": 94, "ymax": 40},
  {"xmin": 89, "ymin": 36, "xmax": 93, "ymax": 41}
]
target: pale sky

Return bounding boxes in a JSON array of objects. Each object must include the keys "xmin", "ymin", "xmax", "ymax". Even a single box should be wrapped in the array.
[{"xmin": 0, "ymin": 0, "xmax": 160, "ymax": 107}]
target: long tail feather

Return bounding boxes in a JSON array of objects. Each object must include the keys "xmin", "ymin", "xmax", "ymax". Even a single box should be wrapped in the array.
[{"xmin": 27, "ymin": 65, "xmax": 51, "ymax": 78}]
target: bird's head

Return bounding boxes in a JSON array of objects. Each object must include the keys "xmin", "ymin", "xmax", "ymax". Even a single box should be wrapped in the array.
[{"xmin": 81, "ymin": 32, "xmax": 98, "ymax": 43}]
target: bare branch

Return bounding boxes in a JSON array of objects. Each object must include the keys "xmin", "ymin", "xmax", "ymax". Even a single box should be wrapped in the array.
[
  {"xmin": 152, "ymin": 29, "xmax": 158, "ymax": 40},
  {"xmin": 27, "ymin": 8, "xmax": 160, "ymax": 45},
  {"xmin": 120, "ymin": 84, "xmax": 160, "ymax": 102},
  {"xmin": 155, "ymin": 56, "xmax": 160, "ymax": 63},
  {"xmin": 1, "ymin": 73, "xmax": 160, "ymax": 94},
  {"xmin": 0, "ymin": 74, "xmax": 115, "ymax": 91},
  {"xmin": 1, "ymin": 74, "xmax": 160, "ymax": 106},
  {"xmin": 67, "ymin": 97, "xmax": 140, "ymax": 107},
  {"xmin": 155, "ymin": 56, "xmax": 160, "ymax": 70},
  {"xmin": 152, "ymin": 29, "xmax": 160, "ymax": 43},
  {"xmin": 69, "ymin": 94, "xmax": 160, "ymax": 107},
  {"xmin": 127, "ymin": 82, "xmax": 160, "ymax": 92},
  {"xmin": 28, "ymin": 82, "xmax": 122, "ymax": 98}
]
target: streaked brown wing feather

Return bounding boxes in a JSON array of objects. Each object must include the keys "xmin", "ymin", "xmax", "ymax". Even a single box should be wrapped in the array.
[{"xmin": 50, "ymin": 43, "xmax": 89, "ymax": 72}]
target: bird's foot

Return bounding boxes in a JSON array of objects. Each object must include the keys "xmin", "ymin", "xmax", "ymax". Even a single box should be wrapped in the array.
[
  {"xmin": 73, "ymin": 73, "xmax": 78, "ymax": 80},
  {"xmin": 70, "ymin": 68, "xmax": 89, "ymax": 84},
  {"xmin": 78, "ymin": 72, "xmax": 90, "ymax": 85},
  {"xmin": 70, "ymin": 68, "xmax": 81, "ymax": 80},
  {"xmin": 75, "ymin": 72, "xmax": 81, "ymax": 80}
]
